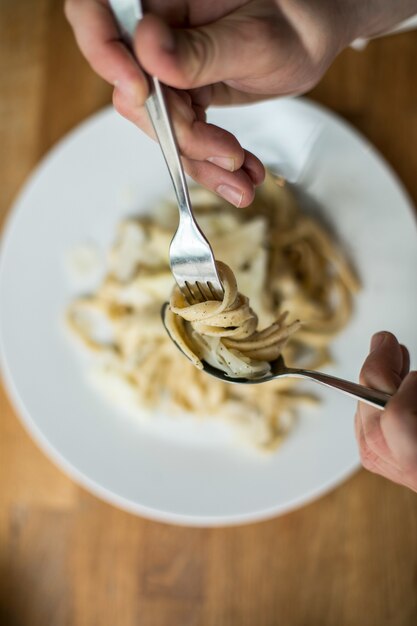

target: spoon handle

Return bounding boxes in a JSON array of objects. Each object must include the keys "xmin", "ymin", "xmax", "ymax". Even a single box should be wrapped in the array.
[{"xmin": 284, "ymin": 369, "xmax": 391, "ymax": 409}]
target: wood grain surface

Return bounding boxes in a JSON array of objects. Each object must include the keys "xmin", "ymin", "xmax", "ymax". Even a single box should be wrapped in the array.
[{"xmin": 1, "ymin": 2, "xmax": 417, "ymax": 625}]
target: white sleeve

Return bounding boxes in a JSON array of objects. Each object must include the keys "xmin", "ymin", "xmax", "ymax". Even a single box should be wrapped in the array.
[{"xmin": 351, "ymin": 14, "xmax": 417, "ymax": 50}]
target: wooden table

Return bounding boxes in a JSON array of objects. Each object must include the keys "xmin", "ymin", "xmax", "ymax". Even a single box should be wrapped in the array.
[{"xmin": 1, "ymin": 3, "xmax": 417, "ymax": 625}]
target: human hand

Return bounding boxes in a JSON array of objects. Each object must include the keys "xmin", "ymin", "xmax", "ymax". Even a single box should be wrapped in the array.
[
  {"xmin": 65, "ymin": 0, "xmax": 417, "ymax": 207},
  {"xmin": 64, "ymin": 0, "xmax": 355, "ymax": 207},
  {"xmin": 356, "ymin": 331, "xmax": 417, "ymax": 492}
]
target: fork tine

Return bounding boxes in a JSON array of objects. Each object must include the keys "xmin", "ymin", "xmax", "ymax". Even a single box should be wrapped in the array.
[
  {"xmin": 195, "ymin": 281, "xmax": 207, "ymax": 301},
  {"xmin": 207, "ymin": 281, "xmax": 223, "ymax": 301},
  {"xmin": 185, "ymin": 281, "xmax": 203, "ymax": 303},
  {"xmin": 171, "ymin": 280, "xmax": 220, "ymax": 305},
  {"xmin": 196, "ymin": 281, "xmax": 215, "ymax": 302},
  {"xmin": 180, "ymin": 280, "xmax": 223, "ymax": 304}
]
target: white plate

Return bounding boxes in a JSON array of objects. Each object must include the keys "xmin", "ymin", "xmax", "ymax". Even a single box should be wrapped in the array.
[{"xmin": 1, "ymin": 99, "xmax": 416, "ymax": 526}]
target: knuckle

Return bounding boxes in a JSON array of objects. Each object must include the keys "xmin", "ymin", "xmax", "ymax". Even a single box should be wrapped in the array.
[
  {"xmin": 112, "ymin": 89, "xmax": 130, "ymax": 119},
  {"xmin": 170, "ymin": 91, "xmax": 195, "ymax": 126},
  {"xmin": 182, "ymin": 158, "xmax": 201, "ymax": 180},
  {"xmin": 206, "ymin": 123, "xmax": 245, "ymax": 165},
  {"xmin": 112, "ymin": 85, "xmax": 148, "ymax": 123}
]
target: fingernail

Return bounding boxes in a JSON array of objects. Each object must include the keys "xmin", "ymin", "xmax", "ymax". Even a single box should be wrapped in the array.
[
  {"xmin": 160, "ymin": 25, "xmax": 176, "ymax": 54},
  {"xmin": 371, "ymin": 332, "xmax": 386, "ymax": 351},
  {"xmin": 208, "ymin": 156, "xmax": 235, "ymax": 172},
  {"xmin": 216, "ymin": 184, "xmax": 243, "ymax": 207}
]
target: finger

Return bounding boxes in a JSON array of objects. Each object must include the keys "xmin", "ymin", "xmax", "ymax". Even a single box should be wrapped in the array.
[
  {"xmin": 134, "ymin": 13, "xmax": 277, "ymax": 90},
  {"xmin": 164, "ymin": 93, "xmax": 263, "ymax": 183},
  {"xmin": 114, "ymin": 86, "xmax": 255, "ymax": 205},
  {"xmin": 400, "ymin": 345, "xmax": 410, "ymax": 379},
  {"xmin": 356, "ymin": 403, "xmax": 390, "ymax": 463},
  {"xmin": 355, "ymin": 410, "xmax": 415, "ymax": 488},
  {"xmin": 357, "ymin": 332, "xmax": 404, "ymax": 457},
  {"xmin": 177, "ymin": 90, "xmax": 206, "ymax": 123},
  {"xmin": 242, "ymin": 150, "xmax": 265, "ymax": 187},
  {"xmin": 381, "ymin": 371, "xmax": 417, "ymax": 474},
  {"xmin": 360, "ymin": 331, "xmax": 404, "ymax": 393},
  {"xmin": 112, "ymin": 86, "xmax": 154, "ymax": 133},
  {"xmin": 65, "ymin": 0, "xmax": 148, "ymax": 100},
  {"xmin": 113, "ymin": 85, "xmax": 247, "ymax": 171},
  {"xmin": 182, "ymin": 158, "xmax": 256, "ymax": 208},
  {"xmin": 355, "ymin": 407, "xmax": 384, "ymax": 473}
]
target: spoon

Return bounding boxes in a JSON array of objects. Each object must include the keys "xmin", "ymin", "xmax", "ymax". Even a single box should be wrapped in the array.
[{"xmin": 161, "ymin": 303, "xmax": 391, "ymax": 409}]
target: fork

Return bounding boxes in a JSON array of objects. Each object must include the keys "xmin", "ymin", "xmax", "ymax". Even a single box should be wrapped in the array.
[{"xmin": 109, "ymin": 0, "xmax": 224, "ymax": 303}]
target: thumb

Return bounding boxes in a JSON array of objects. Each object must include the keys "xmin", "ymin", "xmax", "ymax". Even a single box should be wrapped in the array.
[
  {"xmin": 134, "ymin": 13, "xmax": 268, "ymax": 89},
  {"xmin": 359, "ymin": 331, "xmax": 404, "ymax": 394},
  {"xmin": 355, "ymin": 331, "xmax": 406, "ymax": 460}
]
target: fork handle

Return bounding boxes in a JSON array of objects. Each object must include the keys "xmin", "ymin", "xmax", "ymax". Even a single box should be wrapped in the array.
[
  {"xmin": 109, "ymin": 0, "xmax": 193, "ymax": 218},
  {"xmin": 285, "ymin": 368, "xmax": 391, "ymax": 409}
]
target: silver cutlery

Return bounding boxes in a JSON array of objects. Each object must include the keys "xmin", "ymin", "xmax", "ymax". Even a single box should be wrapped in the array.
[
  {"xmin": 161, "ymin": 304, "xmax": 391, "ymax": 408},
  {"xmin": 109, "ymin": 0, "xmax": 223, "ymax": 302}
]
